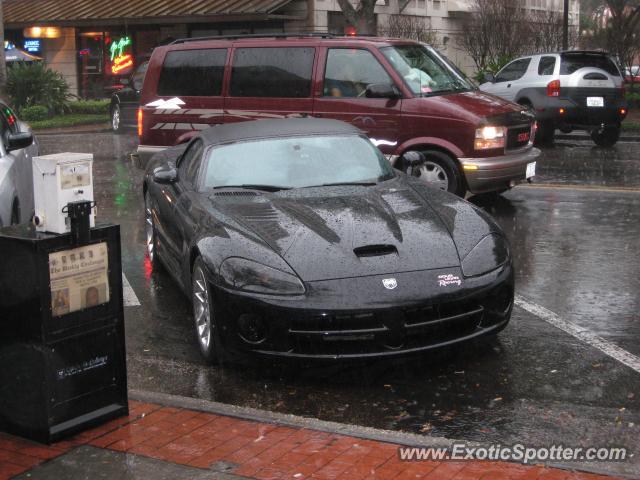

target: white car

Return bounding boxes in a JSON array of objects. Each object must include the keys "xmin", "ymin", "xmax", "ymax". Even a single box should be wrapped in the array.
[
  {"xmin": 0, "ymin": 101, "xmax": 37, "ymax": 226},
  {"xmin": 480, "ymin": 51, "xmax": 628, "ymax": 147}
]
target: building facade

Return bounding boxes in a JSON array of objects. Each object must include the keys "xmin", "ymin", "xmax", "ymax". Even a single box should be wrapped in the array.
[{"xmin": 3, "ymin": 0, "xmax": 580, "ymax": 98}]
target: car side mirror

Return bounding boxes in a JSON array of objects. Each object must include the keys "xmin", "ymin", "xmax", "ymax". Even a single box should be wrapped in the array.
[
  {"xmin": 484, "ymin": 73, "xmax": 496, "ymax": 83},
  {"xmin": 401, "ymin": 151, "xmax": 426, "ymax": 168},
  {"xmin": 365, "ymin": 83, "xmax": 401, "ymax": 99},
  {"xmin": 152, "ymin": 167, "xmax": 178, "ymax": 184},
  {"xmin": 6, "ymin": 132, "xmax": 33, "ymax": 152}
]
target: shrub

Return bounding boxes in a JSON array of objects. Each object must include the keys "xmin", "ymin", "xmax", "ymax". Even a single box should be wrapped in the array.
[
  {"xmin": 69, "ymin": 99, "xmax": 110, "ymax": 114},
  {"xmin": 626, "ymin": 92, "xmax": 640, "ymax": 109},
  {"xmin": 21, "ymin": 105, "xmax": 49, "ymax": 122},
  {"xmin": 6, "ymin": 62, "xmax": 73, "ymax": 115}
]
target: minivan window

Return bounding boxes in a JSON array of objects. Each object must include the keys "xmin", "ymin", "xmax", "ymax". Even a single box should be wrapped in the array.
[
  {"xmin": 132, "ymin": 61, "xmax": 149, "ymax": 91},
  {"xmin": 538, "ymin": 56, "xmax": 556, "ymax": 76},
  {"xmin": 324, "ymin": 49, "xmax": 392, "ymax": 97},
  {"xmin": 495, "ymin": 58, "xmax": 531, "ymax": 82},
  {"xmin": 560, "ymin": 53, "xmax": 620, "ymax": 76},
  {"xmin": 157, "ymin": 49, "xmax": 227, "ymax": 97},
  {"xmin": 230, "ymin": 47, "xmax": 314, "ymax": 98},
  {"xmin": 381, "ymin": 45, "xmax": 472, "ymax": 96}
]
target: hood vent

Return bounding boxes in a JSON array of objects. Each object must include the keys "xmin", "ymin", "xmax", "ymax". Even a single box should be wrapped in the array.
[
  {"xmin": 214, "ymin": 191, "xmax": 258, "ymax": 197},
  {"xmin": 354, "ymin": 244, "xmax": 398, "ymax": 258}
]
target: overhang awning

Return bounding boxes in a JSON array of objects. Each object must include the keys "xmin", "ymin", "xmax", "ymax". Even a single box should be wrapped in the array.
[{"xmin": 3, "ymin": 0, "xmax": 299, "ymax": 28}]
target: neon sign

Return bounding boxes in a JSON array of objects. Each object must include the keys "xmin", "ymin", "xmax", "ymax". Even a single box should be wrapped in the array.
[
  {"xmin": 112, "ymin": 54, "xmax": 133, "ymax": 74},
  {"xmin": 109, "ymin": 36, "xmax": 131, "ymax": 61}
]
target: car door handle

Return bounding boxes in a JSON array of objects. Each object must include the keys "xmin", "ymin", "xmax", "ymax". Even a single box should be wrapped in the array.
[{"xmin": 507, "ymin": 84, "xmax": 512, "ymax": 88}]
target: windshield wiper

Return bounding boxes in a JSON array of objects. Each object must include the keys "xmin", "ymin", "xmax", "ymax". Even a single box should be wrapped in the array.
[
  {"xmin": 212, "ymin": 184, "xmax": 292, "ymax": 192},
  {"xmin": 305, "ymin": 181, "xmax": 377, "ymax": 188}
]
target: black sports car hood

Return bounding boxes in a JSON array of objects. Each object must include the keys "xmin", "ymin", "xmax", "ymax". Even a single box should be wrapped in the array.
[{"xmin": 209, "ymin": 179, "xmax": 463, "ymax": 282}]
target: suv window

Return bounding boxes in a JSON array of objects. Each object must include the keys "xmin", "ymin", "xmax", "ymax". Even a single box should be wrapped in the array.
[
  {"xmin": 495, "ymin": 58, "xmax": 531, "ymax": 82},
  {"xmin": 538, "ymin": 56, "xmax": 556, "ymax": 76},
  {"xmin": 230, "ymin": 47, "xmax": 314, "ymax": 98},
  {"xmin": 178, "ymin": 139, "xmax": 204, "ymax": 187},
  {"xmin": 324, "ymin": 49, "xmax": 392, "ymax": 97},
  {"xmin": 157, "ymin": 49, "xmax": 227, "ymax": 97},
  {"xmin": 560, "ymin": 53, "xmax": 620, "ymax": 76}
]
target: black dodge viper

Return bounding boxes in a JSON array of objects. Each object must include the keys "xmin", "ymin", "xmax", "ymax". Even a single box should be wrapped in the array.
[{"xmin": 143, "ymin": 118, "xmax": 513, "ymax": 362}]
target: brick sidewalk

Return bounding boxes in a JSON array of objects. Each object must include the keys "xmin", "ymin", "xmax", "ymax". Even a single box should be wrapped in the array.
[{"xmin": 0, "ymin": 400, "xmax": 620, "ymax": 480}]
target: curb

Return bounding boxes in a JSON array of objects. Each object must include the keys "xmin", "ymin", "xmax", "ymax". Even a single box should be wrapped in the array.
[{"xmin": 129, "ymin": 389, "xmax": 637, "ymax": 479}]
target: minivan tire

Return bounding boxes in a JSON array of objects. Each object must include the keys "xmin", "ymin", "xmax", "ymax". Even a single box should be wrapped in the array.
[
  {"xmin": 591, "ymin": 124, "xmax": 620, "ymax": 148},
  {"xmin": 534, "ymin": 120, "xmax": 555, "ymax": 146},
  {"xmin": 111, "ymin": 104, "xmax": 123, "ymax": 134},
  {"xmin": 402, "ymin": 149, "xmax": 465, "ymax": 196}
]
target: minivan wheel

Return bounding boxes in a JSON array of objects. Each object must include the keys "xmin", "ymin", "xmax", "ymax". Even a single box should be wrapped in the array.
[
  {"xmin": 192, "ymin": 257, "xmax": 223, "ymax": 364},
  {"xmin": 111, "ymin": 104, "xmax": 123, "ymax": 134},
  {"xmin": 591, "ymin": 124, "xmax": 620, "ymax": 148},
  {"xmin": 406, "ymin": 150, "xmax": 465, "ymax": 196},
  {"xmin": 534, "ymin": 120, "xmax": 555, "ymax": 145}
]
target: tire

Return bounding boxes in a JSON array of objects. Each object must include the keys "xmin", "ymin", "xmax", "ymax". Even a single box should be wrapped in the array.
[
  {"xmin": 403, "ymin": 149, "xmax": 466, "ymax": 196},
  {"xmin": 144, "ymin": 192, "xmax": 162, "ymax": 271},
  {"xmin": 591, "ymin": 124, "xmax": 620, "ymax": 148},
  {"xmin": 192, "ymin": 257, "xmax": 224, "ymax": 364},
  {"xmin": 10, "ymin": 200, "xmax": 20, "ymax": 225},
  {"xmin": 111, "ymin": 103, "xmax": 123, "ymax": 134},
  {"xmin": 534, "ymin": 120, "xmax": 555, "ymax": 146}
]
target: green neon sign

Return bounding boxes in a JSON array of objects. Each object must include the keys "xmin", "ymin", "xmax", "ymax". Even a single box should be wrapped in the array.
[{"xmin": 110, "ymin": 36, "xmax": 131, "ymax": 61}]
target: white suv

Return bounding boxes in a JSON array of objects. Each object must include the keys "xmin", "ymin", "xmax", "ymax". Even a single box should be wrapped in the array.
[{"xmin": 480, "ymin": 51, "xmax": 627, "ymax": 147}]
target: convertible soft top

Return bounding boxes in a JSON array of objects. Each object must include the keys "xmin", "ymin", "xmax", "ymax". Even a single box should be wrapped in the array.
[{"xmin": 200, "ymin": 118, "xmax": 363, "ymax": 146}]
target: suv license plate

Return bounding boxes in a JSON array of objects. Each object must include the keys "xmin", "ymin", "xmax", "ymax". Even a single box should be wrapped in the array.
[
  {"xmin": 587, "ymin": 97, "xmax": 604, "ymax": 107},
  {"xmin": 526, "ymin": 162, "xmax": 536, "ymax": 179}
]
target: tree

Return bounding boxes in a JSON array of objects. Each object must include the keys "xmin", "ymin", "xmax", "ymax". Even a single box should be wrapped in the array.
[
  {"xmin": 604, "ymin": 0, "xmax": 640, "ymax": 80},
  {"xmin": 0, "ymin": 1, "xmax": 7, "ymax": 92},
  {"xmin": 459, "ymin": 0, "xmax": 529, "ymax": 74},
  {"xmin": 336, "ymin": 0, "xmax": 378, "ymax": 35},
  {"xmin": 379, "ymin": 15, "xmax": 437, "ymax": 44}
]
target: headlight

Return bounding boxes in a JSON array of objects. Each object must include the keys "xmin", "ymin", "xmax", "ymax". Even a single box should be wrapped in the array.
[
  {"xmin": 475, "ymin": 126, "xmax": 506, "ymax": 150},
  {"xmin": 461, "ymin": 234, "xmax": 509, "ymax": 277},
  {"xmin": 220, "ymin": 257, "xmax": 305, "ymax": 295}
]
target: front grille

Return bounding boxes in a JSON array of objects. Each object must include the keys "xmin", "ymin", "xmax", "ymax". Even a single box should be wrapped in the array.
[
  {"xmin": 506, "ymin": 125, "xmax": 531, "ymax": 150},
  {"xmin": 286, "ymin": 299, "xmax": 487, "ymax": 355}
]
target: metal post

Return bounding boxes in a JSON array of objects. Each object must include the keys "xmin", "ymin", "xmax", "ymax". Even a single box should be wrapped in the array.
[{"xmin": 562, "ymin": 0, "xmax": 570, "ymax": 50}]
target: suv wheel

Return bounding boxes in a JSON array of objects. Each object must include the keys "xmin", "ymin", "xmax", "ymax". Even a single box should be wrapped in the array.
[
  {"xmin": 534, "ymin": 120, "xmax": 555, "ymax": 146},
  {"xmin": 404, "ymin": 150, "xmax": 465, "ymax": 196},
  {"xmin": 591, "ymin": 124, "xmax": 620, "ymax": 148},
  {"xmin": 111, "ymin": 104, "xmax": 123, "ymax": 134}
]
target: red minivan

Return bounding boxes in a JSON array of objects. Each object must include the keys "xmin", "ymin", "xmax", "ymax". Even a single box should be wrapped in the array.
[{"xmin": 136, "ymin": 34, "xmax": 540, "ymax": 196}]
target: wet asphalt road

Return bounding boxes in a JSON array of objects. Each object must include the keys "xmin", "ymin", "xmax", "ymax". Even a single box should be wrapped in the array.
[{"xmin": 38, "ymin": 133, "xmax": 640, "ymax": 476}]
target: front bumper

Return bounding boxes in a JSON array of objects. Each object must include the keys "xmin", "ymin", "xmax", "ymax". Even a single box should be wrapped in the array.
[
  {"xmin": 210, "ymin": 264, "xmax": 514, "ymax": 360},
  {"xmin": 460, "ymin": 146, "xmax": 540, "ymax": 194}
]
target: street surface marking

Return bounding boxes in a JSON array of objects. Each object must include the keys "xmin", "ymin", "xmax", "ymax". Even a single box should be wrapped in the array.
[
  {"xmin": 521, "ymin": 184, "xmax": 640, "ymax": 194},
  {"xmin": 515, "ymin": 294, "xmax": 640, "ymax": 374},
  {"xmin": 122, "ymin": 273, "xmax": 140, "ymax": 307}
]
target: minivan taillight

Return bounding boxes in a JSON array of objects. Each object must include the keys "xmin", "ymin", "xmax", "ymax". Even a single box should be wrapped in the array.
[
  {"xmin": 547, "ymin": 80, "xmax": 561, "ymax": 97},
  {"xmin": 137, "ymin": 108, "xmax": 143, "ymax": 137}
]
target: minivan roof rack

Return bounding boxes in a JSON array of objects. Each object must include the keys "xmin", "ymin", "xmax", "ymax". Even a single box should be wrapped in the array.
[{"xmin": 171, "ymin": 32, "xmax": 340, "ymax": 44}]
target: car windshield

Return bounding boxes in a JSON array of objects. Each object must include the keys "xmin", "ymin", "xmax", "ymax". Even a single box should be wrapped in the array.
[
  {"xmin": 203, "ymin": 134, "xmax": 395, "ymax": 190},
  {"xmin": 381, "ymin": 44, "xmax": 474, "ymax": 96}
]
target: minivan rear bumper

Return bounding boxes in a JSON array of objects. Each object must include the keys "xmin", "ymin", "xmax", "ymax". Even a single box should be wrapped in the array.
[
  {"xmin": 460, "ymin": 146, "xmax": 540, "ymax": 194},
  {"xmin": 134, "ymin": 145, "xmax": 169, "ymax": 169}
]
